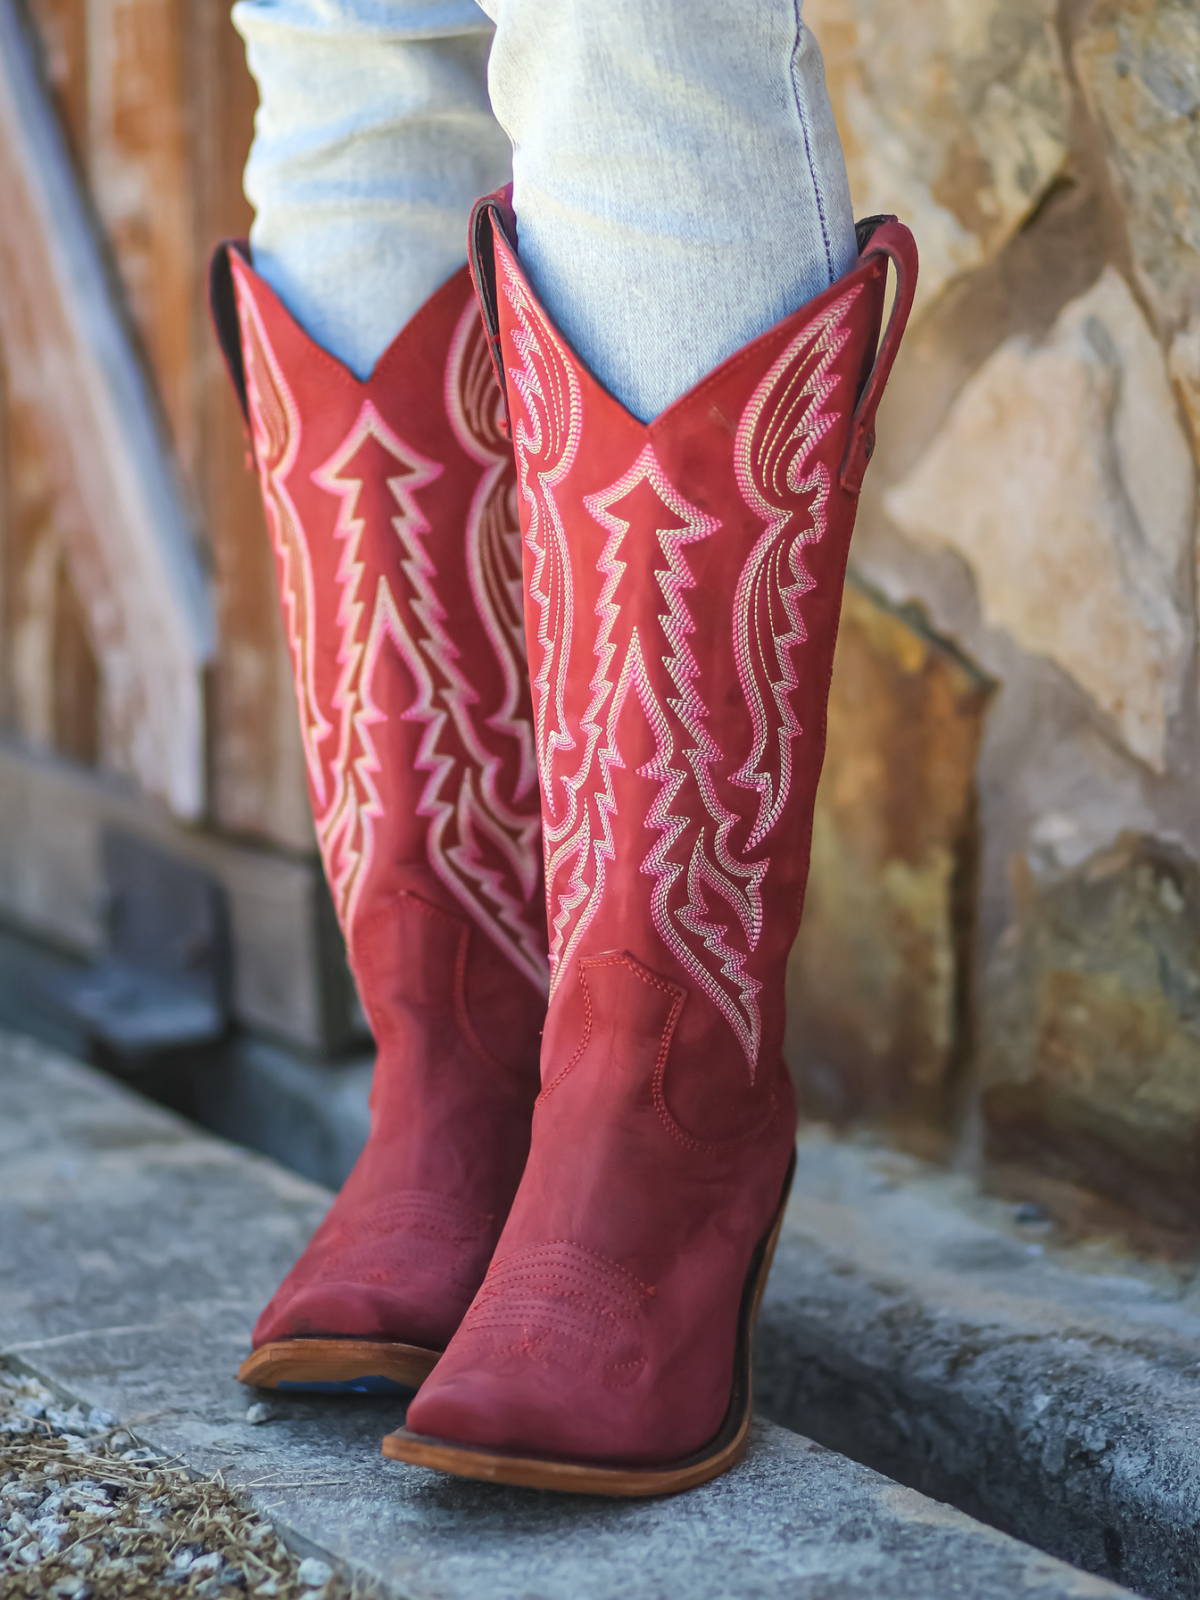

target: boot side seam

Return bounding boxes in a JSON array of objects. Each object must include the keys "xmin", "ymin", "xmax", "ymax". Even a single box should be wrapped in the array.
[{"xmin": 352, "ymin": 889, "xmax": 507, "ymax": 1074}]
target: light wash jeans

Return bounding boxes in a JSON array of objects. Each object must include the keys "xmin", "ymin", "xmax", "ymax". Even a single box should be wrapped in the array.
[{"xmin": 233, "ymin": 0, "xmax": 856, "ymax": 422}]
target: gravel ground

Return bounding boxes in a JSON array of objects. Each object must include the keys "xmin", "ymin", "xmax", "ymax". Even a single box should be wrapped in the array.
[{"xmin": 0, "ymin": 1367, "xmax": 367, "ymax": 1600}]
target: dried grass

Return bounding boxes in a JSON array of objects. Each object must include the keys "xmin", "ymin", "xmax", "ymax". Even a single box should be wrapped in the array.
[{"xmin": 0, "ymin": 1367, "xmax": 370, "ymax": 1600}]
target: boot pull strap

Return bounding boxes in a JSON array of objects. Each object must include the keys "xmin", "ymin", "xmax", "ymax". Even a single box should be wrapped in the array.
[
  {"xmin": 469, "ymin": 185, "xmax": 520, "ymax": 439},
  {"xmin": 838, "ymin": 217, "xmax": 919, "ymax": 495},
  {"xmin": 208, "ymin": 240, "xmax": 252, "ymax": 425},
  {"xmin": 466, "ymin": 193, "xmax": 918, "ymax": 473}
]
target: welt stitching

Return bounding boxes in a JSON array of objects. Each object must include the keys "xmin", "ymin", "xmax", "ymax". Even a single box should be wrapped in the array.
[
  {"xmin": 472, "ymin": 1292, "xmax": 637, "ymax": 1331},
  {"xmin": 537, "ymin": 952, "xmax": 684, "ymax": 1109},
  {"xmin": 652, "ymin": 1004, "xmax": 780, "ymax": 1155},
  {"xmin": 483, "ymin": 1265, "xmax": 642, "ymax": 1302},
  {"xmin": 651, "ymin": 991, "xmax": 708, "ymax": 1153},
  {"xmin": 535, "ymin": 963, "xmax": 594, "ymax": 1105},
  {"xmin": 478, "ymin": 1270, "xmax": 637, "ymax": 1302},
  {"xmin": 484, "ymin": 1240, "xmax": 654, "ymax": 1299}
]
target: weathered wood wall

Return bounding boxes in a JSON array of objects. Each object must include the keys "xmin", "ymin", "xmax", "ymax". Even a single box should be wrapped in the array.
[{"xmin": 0, "ymin": 0, "xmax": 310, "ymax": 847}]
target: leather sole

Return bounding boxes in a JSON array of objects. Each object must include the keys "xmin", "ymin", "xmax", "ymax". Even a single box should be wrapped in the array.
[
  {"xmin": 380, "ymin": 1152, "xmax": 796, "ymax": 1495},
  {"xmin": 238, "ymin": 1338, "xmax": 441, "ymax": 1395}
]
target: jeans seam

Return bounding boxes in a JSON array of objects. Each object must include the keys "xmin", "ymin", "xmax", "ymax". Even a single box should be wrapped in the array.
[{"xmin": 790, "ymin": 0, "xmax": 834, "ymax": 287}]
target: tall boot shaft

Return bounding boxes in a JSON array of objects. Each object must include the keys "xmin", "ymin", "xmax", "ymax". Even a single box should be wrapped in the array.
[
  {"xmin": 398, "ymin": 194, "xmax": 916, "ymax": 1482},
  {"xmin": 211, "ymin": 247, "xmax": 548, "ymax": 1049},
  {"xmin": 472, "ymin": 191, "xmax": 916, "ymax": 1132},
  {"xmin": 209, "ymin": 248, "xmax": 549, "ymax": 1370}
]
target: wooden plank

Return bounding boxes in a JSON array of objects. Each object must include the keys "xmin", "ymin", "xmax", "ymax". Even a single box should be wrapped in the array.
[
  {"xmin": 16, "ymin": 0, "xmax": 311, "ymax": 846},
  {"xmin": 23, "ymin": 0, "xmax": 88, "ymax": 180},
  {"xmin": 85, "ymin": 0, "xmax": 197, "ymax": 477},
  {"xmin": 0, "ymin": 0, "xmax": 211, "ymax": 816},
  {"xmin": 1, "ymin": 349, "xmax": 102, "ymax": 764},
  {"xmin": 190, "ymin": 0, "xmax": 313, "ymax": 850}
]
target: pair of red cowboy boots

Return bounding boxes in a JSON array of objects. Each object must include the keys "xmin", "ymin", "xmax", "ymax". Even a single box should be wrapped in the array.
[{"xmin": 210, "ymin": 188, "xmax": 916, "ymax": 1495}]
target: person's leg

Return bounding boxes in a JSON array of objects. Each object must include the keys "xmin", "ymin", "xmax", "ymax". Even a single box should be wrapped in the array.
[
  {"xmin": 477, "ymin": 0, "xmax": 857, "ymax": 420},
  {"xmin": 394, "ymin": 5, "xmax": 916, "ymax": 1489},
  {"xmin": 232, "ymin": 0, "xmax": 511, "ymax": 377},
  {"xmin": 216, "ymin": 0, "xmax": 546, "ymax": 1396}
]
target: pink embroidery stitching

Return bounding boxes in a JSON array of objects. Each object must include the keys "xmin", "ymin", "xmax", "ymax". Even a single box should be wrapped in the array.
[
  {"xmin": 237, "ymin": 265, "xmax": 547, "ymax": 984},
  {"xmin": 315, "ymin": 398, "xmax": 545, "ymax": 987},
  {"xmin": 497, "ymin": 240, "xmax": 860, "ymax": 1071},
  {"xmin": 310, "ymin": 402, "xmax": 442, "ymax": 928},
  {"xmin": 445, "ymin": 300, "xmax": 539, "ymax": 808},
  {"xmin": 732, "ymin": 290, "xmax": 859, "ymax": 847},
  {"xmin": 496, "ymin": 246, "xmax": 583, "ymax": 867},
  {"xmin": 234, "ymin": 264, "xmax": 332, "ymax": 806},
  {"xmin": 580, "ymin": 449, "xmax": 764, "ymax": 1060},
  {"xmin": 460, "ymin": 1239, "xmax": 651, "ymax": 1385},
  {"xmin": 433, "ymin": 301, "xmax": 549, "ymax": 988}
]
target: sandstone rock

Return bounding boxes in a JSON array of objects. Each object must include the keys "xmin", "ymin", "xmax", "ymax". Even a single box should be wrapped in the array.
[
  {"xmin": 1168, "ymin": 323, "xmax": 1200, "ymax": 682},
  {"xmin": 785, "ymin": 581, "xmax": 991, "ymax": 1133},
  {"xmin": 807, "ymin": 0, "xmax": 1071, "ymax": 314},
  {"xmin": 884, "ymin": 268, "xmax": 1196, "ymax": 772},
  {"xmin": 1075, "ymin": 0, "xmax": 1200, "ymax": 338},
  {"xmin": 1169, "ymin": 317, "xmax": 1200, "ymax": 456},
  {"xmin": 982, "ymin": 833, "xmax": 1200, "ymax": 1234}
]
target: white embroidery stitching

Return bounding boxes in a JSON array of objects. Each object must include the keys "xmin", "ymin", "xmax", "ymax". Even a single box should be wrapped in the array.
[
  {"xmin": 445, "ymin": 300, "xmax": 539, "ymax": 810},
  {"xmin": 310, "ymin": 402, "xmax": 442, "ymax": 929},
  {"xmin": 497, "ymin": 237, "xmax": 861, "ymax": 1068},
  {"xmin": 496, "ymin": 246, "xmax": 583, "ymax": 868},
  {"xmin": 314, "ymin": 398, "xmax": 548, "ymax": 988},
  {"xmin": 441, "ymin": 301, "xmax": 548, "ymax": 986},
  {"xmin": 582, "ymin": 449, "xmax": 763, "ymax": 1061},
  {"xmin": 234, "ymin": 262, "xmax": 332, "ymax": 807},
  {"xmin": 239, "ymin": 268, "xmax": 546, "ymax": 986},
  {"xmin": 732, "ymin": 290, "xmax": 860, "ymax": 847}
]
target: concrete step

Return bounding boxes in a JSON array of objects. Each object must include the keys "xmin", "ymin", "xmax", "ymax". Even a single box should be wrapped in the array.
[
  {"xmin": 756, "ymin": 1133, "xmax": 1200, "ymax": 1600},
  {"xmin": 0, "ymin": 1031, "xmax": 1132, "ymax": 1600}
]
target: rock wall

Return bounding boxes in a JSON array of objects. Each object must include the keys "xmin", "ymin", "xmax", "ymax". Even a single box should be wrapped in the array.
[{"xmin": 789, "ymin": 0, "xmax": 1200, "ymax": 1232}]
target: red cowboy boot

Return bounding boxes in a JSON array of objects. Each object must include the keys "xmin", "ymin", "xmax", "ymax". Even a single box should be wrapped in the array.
[
  {"xmin": 209, "ymin": 245, "xmax": 548, "ymax": 1394},
  {"xmin": 384, "ymin": 194, "xmax": 916, "ymax": 1484}
]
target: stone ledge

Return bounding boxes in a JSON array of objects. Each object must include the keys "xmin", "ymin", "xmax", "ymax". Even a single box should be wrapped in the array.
[
  {"xmin": 757, "ymin": 1132, "xmax": 1200, "ymax": 1600},
  {"xmin": 0, "ymin": 1032, "xmax": 1129, "ymax": 1600}
]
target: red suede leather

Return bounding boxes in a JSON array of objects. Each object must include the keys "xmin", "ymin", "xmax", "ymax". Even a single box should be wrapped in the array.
[
  {"xmin": 216, "ymin": 248, "xmax": 549, "ymax": 1352},
  {"xmin": 406, "ymin": 204, "xmax": 917, "ymax": 1463}
]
